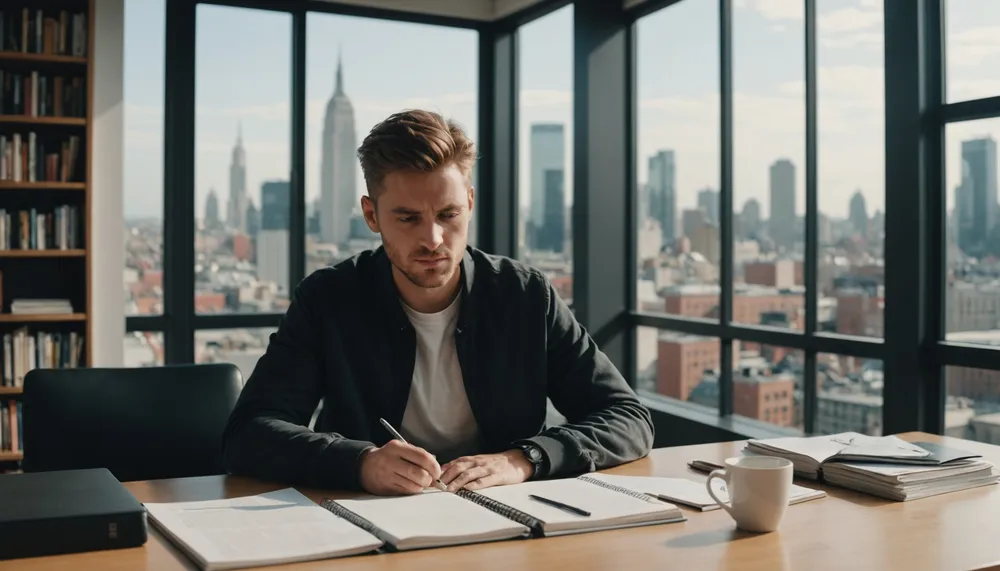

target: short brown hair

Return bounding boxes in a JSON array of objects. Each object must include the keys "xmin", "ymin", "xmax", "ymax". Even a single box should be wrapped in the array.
[{"xmin": 357, "ymin": 109, "xmax": 476, "ymax": 199}]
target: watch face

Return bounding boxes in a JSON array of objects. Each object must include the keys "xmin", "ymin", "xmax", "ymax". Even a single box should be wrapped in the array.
[{"xmin": 525, "ymin": 446, "xmax": 542, "ymax": 462}]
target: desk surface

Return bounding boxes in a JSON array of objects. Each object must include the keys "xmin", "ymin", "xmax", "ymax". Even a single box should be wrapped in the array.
[{"xmin": 4, "ymin": 431, "xmax": 1000, "ymax": 571}]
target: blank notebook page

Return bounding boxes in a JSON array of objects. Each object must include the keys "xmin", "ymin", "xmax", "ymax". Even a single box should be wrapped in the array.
[
  {"xmin": 473, "ymin": 478, "xmax": 675, "ymax": 534},
  {"xmin": 332, "ymin": 491, "xmax": 529, "ymax": 549}
]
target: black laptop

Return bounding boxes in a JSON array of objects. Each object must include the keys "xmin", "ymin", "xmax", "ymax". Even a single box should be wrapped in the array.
[{"xmin": 0, "ymin": 468, "xmax": 148, "ymax": 560}]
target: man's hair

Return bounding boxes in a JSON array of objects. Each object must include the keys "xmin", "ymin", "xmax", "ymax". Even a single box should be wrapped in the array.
[{"xmin": 357, "ymin": 109, "xmax": 476, "ymax": 200}]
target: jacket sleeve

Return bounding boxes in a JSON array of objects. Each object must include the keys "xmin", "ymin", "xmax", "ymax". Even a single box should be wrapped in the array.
[
  {"xmin": 222, "ymin": 277, "xmax": 375, "ymax": 490},
  {"xmin": 519, "ymin": 279, "xmax": 654, "ymax": 478}
]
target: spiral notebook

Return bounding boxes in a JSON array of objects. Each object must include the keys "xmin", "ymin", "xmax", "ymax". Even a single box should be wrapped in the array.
[{"xmin": 321, "ymin": 475, "xmax": 686, "ymax": 551}]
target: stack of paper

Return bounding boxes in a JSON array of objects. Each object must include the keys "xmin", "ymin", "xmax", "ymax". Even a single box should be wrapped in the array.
[
  {"xmin": 822, "ymin": 460, "xmax": 999, "ymax": 501},
  {"xmin": 584, "ymin": 473, "xmax": 826, "ymax": 511}
]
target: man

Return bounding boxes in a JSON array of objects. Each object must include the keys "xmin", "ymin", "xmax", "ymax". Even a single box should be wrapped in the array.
[{"xmin": 222, "ymin": 109, "xmax": 653, "ymax": 496}]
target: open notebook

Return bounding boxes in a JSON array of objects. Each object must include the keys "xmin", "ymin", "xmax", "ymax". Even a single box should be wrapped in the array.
[
  {"xmin": 321, "ymin": 474, "xmax": 685, "ymax": 550},
  {"xmin": 143, "ymin": 488, "xmax": 383, "ymax": 571}
]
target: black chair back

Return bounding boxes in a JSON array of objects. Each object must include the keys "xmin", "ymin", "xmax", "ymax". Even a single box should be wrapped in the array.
[{"xmin": 21, "ymin": 364, "xmax": 243, "ymax": 481}]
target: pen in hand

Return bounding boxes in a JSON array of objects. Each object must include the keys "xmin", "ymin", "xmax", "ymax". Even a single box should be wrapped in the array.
[
  {"xmin": 379, "ymin": 417, "xmax": 447, "ymax": 491},
  {"xmin": 528, "ymin": 494, "xmax": 591, "ymax": 517}
]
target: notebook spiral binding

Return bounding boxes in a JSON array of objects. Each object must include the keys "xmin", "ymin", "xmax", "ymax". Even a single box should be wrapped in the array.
[
  {"xmin": 577, "ymin": 475, "xmax": 663, "ymax": 503},
  {"xmin": 319, "ymin": 499, "xmax": 396, "ymax": 550},
  {"xmin": 456, "ymin": 489, "xmax": 544, "ymax": 536}
]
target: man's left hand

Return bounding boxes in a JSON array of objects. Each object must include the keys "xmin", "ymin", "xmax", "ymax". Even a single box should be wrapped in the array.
[{"xmin": 439, "ymin": 450, "xmax": 533, "ymax": 492}]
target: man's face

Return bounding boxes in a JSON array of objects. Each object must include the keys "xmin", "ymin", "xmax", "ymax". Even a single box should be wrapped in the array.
[{"xmin": 361, "ymin": 164, "xmax": 474, "ymax": 290}]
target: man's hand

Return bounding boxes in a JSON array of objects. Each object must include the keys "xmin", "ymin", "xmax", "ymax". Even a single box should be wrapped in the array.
[
  {"xmin": 439, "ymin": 450, "xmax": 533, "ymax": 492},
  {"xmin": 358, "ymin": 440, "xmax": 443, "ymax": 496}
]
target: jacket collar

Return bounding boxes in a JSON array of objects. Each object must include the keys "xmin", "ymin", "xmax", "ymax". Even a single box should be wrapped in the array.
[{"xmin": 374, "ymin": 246, "xmax": 477, "ymax": 332}]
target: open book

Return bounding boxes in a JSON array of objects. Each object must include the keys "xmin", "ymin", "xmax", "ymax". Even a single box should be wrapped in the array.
[
  {"xmin": 584, "ymin": 472, "xmax": 826, "ymax": 511},
  {"xmin": 321, "ymin": 474, "xmax": 685, "ymax": 550},
  {"xmin": 744, "ymin": 433, "xmax": 979, "ymax": 479},
  {"xmin": 143, "ymin": 488, "xmax": 383, "ymax": 571}
]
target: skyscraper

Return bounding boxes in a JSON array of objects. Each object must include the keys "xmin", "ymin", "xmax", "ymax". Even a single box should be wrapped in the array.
[
  {"xmin": 205, "ymin": 188, "xmax": 220, "ymax": 230},
  {"xmin": 320, "ymin": 54, "xmax": 358, "ymax": 246},
  {"xmin": 849, "ymin": 190, "xmax": 868, "ymax": 239},
  {"xmin": 529, "ymin": 123, "xmax": 565, "ymax": 250},
  {"xmin": 741, "ymin": 198, "xmax": 761, "ymax": 239},
  {"xmin": 227, "ymin": 125, "xmax": 247, "ymax": 232},
  {"xmin": 259, "ymin": 181, "xmax": 290, "ymax": 294},
  {"xmin": 697, "ymin": 187, "xmax": 719, "ymax": 223},
  {"xmin": 648, "ymin": 150, "xmax": 676, "ymax": 243},
  {"xmin": 957, "ymin": 137, "xmax": 998, "ymax": 256},
  {"xmin": 769, "ymin": 159, "xmax": 796, "ymax": 252},
  {"xmin": 539, "ymin": 168, "xmax": 565, "ymax": 253}
]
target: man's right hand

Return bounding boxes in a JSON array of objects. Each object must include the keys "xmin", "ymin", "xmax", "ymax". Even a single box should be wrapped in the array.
[{"xmin": 358, "ymin": 440, "xmax": 443, "ymax": 495}]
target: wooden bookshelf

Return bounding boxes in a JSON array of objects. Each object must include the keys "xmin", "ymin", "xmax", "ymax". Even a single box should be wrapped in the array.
[
  {"xmin": 0, "ymin": 181, "xmax": 86, "ymax": 191},
  {"xmin": 0, "ymin": 387, "xmax": 22, "ymax": 396},
  {"xmin": 0, "ymin": 51, "xmax": 87, "ymax": 65},
  {"xmin": 0, "ymin": 451, "xmax": 23, "ymax": 462},
  {"xmin": 0, "ymin": 313, "xmax": 87, "ymax": 323},
  {"xmin": 0, "ymin": 115, "xmax": 86, "ymax": 127},
  {"xmin": 0, "ymin": 249, "xmax": 86, "ymax": 258}
]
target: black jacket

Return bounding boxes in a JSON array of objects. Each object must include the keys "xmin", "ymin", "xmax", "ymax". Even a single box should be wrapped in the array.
[{"xmin": 222, "ymin": 246, "xmax": 654, "ymax": 490}]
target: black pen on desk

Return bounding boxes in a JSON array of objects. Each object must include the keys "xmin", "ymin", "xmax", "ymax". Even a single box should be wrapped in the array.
[
  {"xmin": 378, "ymin": 417, "xmax": 447, "ymax": 492},
  {"xmin": 528, "ymin": 494, "xmax": 591, "ymax": 517}
]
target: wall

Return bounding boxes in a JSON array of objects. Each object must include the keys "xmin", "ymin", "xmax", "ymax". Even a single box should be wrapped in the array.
[{"xmin": 91, "ymin": 0, "xmax": 126, "ymax": 366}]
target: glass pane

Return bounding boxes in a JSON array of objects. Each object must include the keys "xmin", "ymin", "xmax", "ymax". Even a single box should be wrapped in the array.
[
  {"xmin": 946, "ymin": 0, "xmax": 1000, "ymax": 103},
  {"xmin": 123, "ymin": 331, "xmax": 164, "ymax": 367},
  {"xmin": 732, "ymin": 343, "xmax": 803, "ymax": 432},
  {"xmin": 945, "ymin": 119, "xmax": 1000, "ymax": 344},
  {"xmin": 123, "ymin": 0, "xmax": 165, "ymax": 316},
  {"xmin": 196, "ymin": 328, "xmax": 276, "ymax": 381},
  {"xmin": 195, "ymin": 6, "xmax": 291, "ymax": 314},
  {"xmin": 946, "ymin": 366, "xmax": 1000, "ymax": 444},
  {"xmin": 518, "ymin": 5, "xmax": 574, "ymax": 304},
  {"xmin": 732, "ymin": 0, "xmax": 805, "ymax": 330},
  {"xmin": 817, "ymin": 0, "xmax": 885, "ymax": 337},
  {"xmin": 635, "ymin": 0, "xmax": 720, "ymax": 317},
  {"xmin": 815, "ymin": 353, "xmax": 884, "ymax": 436},
  {"xmin": 304, "ymin": 14, "xmax": 479, "ymax": 273},
  {"xmin": 635, "ymin": 326, "xmax": 719, "ymax": 413}
]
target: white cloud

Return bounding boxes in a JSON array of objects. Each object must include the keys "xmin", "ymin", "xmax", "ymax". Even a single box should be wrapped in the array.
[
  {"xmin": 820, "ymin": 32, "xmax": 883, "ymax": 50},
  {"xmin": 949, "ymin": 26, "xmax": 1000, "ymax": 67},
  {"xmin": 950, "ymin": 78, "xmax": 1000, "ymax": 101},
  {"xmin": 818, "ymin": 6, "xmax": 883, "ymax": 33},
  {"xmin": 741, "ymin": 0, "xmax": 803, "ymax": 22}
]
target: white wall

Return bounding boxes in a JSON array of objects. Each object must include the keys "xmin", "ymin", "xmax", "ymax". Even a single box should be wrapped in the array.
[{"xmin": 91, "ymin": 0, "xmax": 126, "ymax": 366}]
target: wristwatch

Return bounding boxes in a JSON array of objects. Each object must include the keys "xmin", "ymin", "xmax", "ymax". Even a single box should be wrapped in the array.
[{"xmin": 517, "ymin": 443, "xmax": 546, "ymax": 478}]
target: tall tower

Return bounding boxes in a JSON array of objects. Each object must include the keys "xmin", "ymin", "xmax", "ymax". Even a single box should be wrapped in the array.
[
  {"xmin": 228, "ymin": 124, "xmax": 248, "ymax": 232},
  {"xmin": 205, "ymin": 188, "xmax": 220, "ymax": 230},
  {"xmin": 769, "ymin": 159, "xmax": 796, "ymax": 252},
  {"xmin": 320, "ymin": 52, "xmax": 358, "ymax": 246},
  {"xmin": 849, "ymin": 190, "xmax": 868, "ymax": 239},
  {"xmin": 958, "ymin": 137, "xmax": 998, "ymax": 257},
  {"xmin": 529, "ymin": 123, "xmax": 565, "ymax": 250},
  {"xmin": 648, "ymin": 150, "xmax": 676, "ymax": 244}
]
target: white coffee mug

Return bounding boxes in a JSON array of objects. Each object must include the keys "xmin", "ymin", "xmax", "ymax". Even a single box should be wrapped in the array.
[{"xmin": 705, "ymin": 456, "xmax": 793, "ymax": 533}]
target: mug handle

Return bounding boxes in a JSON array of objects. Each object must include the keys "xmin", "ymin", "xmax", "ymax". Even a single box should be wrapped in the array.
[{"xmin": 706, "ymin": 469, "xmax": 736, "ymax": 518}]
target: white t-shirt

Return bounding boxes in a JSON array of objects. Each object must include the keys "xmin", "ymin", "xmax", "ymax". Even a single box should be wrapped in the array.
[{"xmin": 399, "ymin": 291, "xmax": 481, "ymax": 463}]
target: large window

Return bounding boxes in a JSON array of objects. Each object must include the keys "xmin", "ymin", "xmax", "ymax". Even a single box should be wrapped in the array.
[
  {"xmin": 518, "ymin": 5, "xmax": 574, "ymax": 304},
  {"xmin": 304, "ymin": 14, "xmax": 478, "ymax": 274}
]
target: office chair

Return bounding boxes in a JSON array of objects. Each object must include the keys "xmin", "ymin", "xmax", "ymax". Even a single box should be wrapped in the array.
[{"xmin": 21, "ymin": 363, "xmax": 243, "ymax": 482}]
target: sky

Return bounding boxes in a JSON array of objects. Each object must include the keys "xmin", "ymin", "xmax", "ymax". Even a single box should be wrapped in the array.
[{"xmin": 122, "ymin": 0, "xmax": 1000, "ymax": 224}]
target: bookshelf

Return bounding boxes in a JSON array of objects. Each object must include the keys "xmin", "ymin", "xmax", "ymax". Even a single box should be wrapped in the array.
[{"xmin": 0, "ymin": 0, "xmax": 93, "ymax": 468}]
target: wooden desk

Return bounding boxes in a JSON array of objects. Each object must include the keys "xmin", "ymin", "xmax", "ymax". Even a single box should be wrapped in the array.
[{"xmin": 3, "ymin": 431, "xmax": 1000, "ymax": 571}]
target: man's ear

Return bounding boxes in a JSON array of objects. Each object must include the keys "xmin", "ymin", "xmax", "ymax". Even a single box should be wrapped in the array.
[
  {"xmin": 468, "ymin": 185, "xmax": 475, "ymax": 214},
  {"xmin": 361, "ymin": 195, "xmax": 380, "ymax": 233}
]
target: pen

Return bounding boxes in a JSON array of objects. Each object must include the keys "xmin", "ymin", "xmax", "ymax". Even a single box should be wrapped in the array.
[
  {"xmin": 528, "ymin": 494, "xmax": 591, "ymax": 517},
  {"xmin": 379, "ymin": 418, "xmax": 447, "ymax": 491}
]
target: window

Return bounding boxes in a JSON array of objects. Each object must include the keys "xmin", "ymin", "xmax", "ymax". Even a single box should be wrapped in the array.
[
  {"xmin": 635, "ymin": 326, "xmax": 719, "ymax": 412},
  {"xmin": 518, "ymin": 5, "xmax": 573, "ymax": 304},
  {"xmin": 124, "ymin": 0, "xmax": 165, "ymax": 316},
  {"xmin": 946, "ymin": 0, "xmax": 1000, "ymax": 103},
  {"xmin": 732, "ymin": 344, "xmax": 802, "ymax": 431},
  {"xmin": 304, "ymin": 14, "xmax": 478, "ymax": 274},
  {"xmin": 816, "ymin": 353, "xmax": 883, "ymax": 436},
  {"xmin": 123, "ymin": 332, "xmax": 164, "ymax": 367},
  {"xmin": 946, "ymin": 366, "xmax": 1000, "ymax": 445},
  {"xmin": 945, "ymin": 118, "xmax": 1000, "ymax": 344},
  {"xmin": 195, "ymin": 328, "xmax": 276, "ymax": 381},
  {"xmin": 732, "ymin": 0, "xmax": 805, "ymax": 331},
  {"xmin": 817, "ymin": 0, "xmax": 885, "ymax": 338},
  {"xmin": 195, "ymin": 5, "xmax": 291, "ymax": 314},
  {"xmin": 635, "ymin": 0, "xmax": 720, "ymax": 317}
]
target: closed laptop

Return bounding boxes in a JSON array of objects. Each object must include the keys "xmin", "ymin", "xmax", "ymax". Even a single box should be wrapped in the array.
[{"xmin": 0, "ymin": 468, "xmax": 147, "ymax": 560}]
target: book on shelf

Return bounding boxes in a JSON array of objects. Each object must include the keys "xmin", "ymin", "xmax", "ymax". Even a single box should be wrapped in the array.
[
  {"xmin": 0, "ymin": 8, "xmax": 88, "ymax": 57},
  {"xmin": 3, "ymin": 326, "xmax": 85, "ymax": 387},
  {"xmin": 1, "ymin": 132, "xmax": 83, "ymax": 182},
  {"xmin": 0, "ymin": 399, "xmax": 21, "ymax": 454},
  {"xmin": 0, "ymin": 70, "xmax": 87, "ymax": 119},
  {"xmin": 0, "ymin": 205, "xmax": 80, "ymax": 250},
  {"xmin": 146, "ymin": 476, "xmax": 686, "ymax": 570},
  {"xmin": 10, "ymin": 298, "xmax": 73, "ymax": 314}
]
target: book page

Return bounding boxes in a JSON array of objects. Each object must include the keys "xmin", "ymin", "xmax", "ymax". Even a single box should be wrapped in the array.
[
  {"xmin": 145, "ymin": 488, "xmax": 382, "ymax": 571},
  {"xmin": 586, "ymin": 473, "xmax": 823, "ymax": 509},
  {"xmin": 332, "ymin": 490, "xmax": 529, "ymax": 548}
]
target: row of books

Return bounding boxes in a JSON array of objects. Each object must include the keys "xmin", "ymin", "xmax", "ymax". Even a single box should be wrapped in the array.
[
  {"xmin": 0, "ymin": 400, "xmax": 21, "ymax": 454},
  {"xmin": 0, "ymin": 132, "xmax": 82, "ymax": 183},
  {"xmin": 3, "ymin": 327, "xmax": 85, "ymax": 388},
  {"xmin": 1, "ymin": 8, "xmax": 88, "ymax": 57},
  {"xmin": 0, "ymin": 205, "xmax": 80, "ymax": 250},
  {"xmin": 0, "ymin": 70, "xmax": 86, "ymax": 118}
]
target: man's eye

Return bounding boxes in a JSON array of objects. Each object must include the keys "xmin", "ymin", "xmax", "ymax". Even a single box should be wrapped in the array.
[
  {"xmin": 441, "ymin": 212, "xmax": 459, "ymax": 219},
  {"xmin": 398, "ymin": 216, "xmax": 416, "ymax": 223}
]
